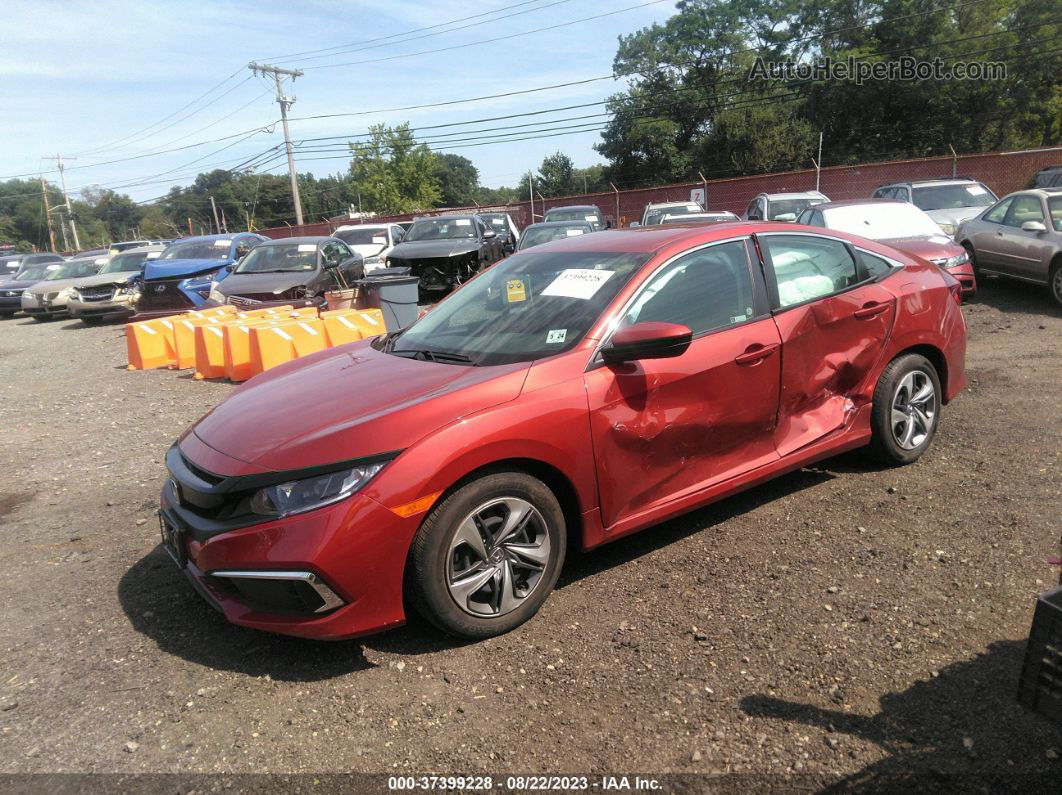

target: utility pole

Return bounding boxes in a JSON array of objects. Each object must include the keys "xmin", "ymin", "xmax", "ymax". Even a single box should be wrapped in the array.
[
  {"xmin": 815, "ymin": 132, "xmax": 824, "ymax": 192},
  {"xmin": 527, "ymin": 172, "xmax": 535, "ymax": 221},
  {"xmin": 248, "ymin": 61, "xmax": 305, "ymax": 226},
  {"xmin": 209, "ymin": 196, "xmax": 221, "ymax": 234},
  {"xmin": 45, "ymin": 154, "xmax": 80, "ymax": 250},
  {"xmin": 39, "ymin": 177, "xmax": 58, "ymax": 252}
]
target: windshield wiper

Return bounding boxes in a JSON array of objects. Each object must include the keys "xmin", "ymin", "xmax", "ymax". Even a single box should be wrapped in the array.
[{"xmin": 390, "ymin": 348, "xmax": 478, "ymax": 366}]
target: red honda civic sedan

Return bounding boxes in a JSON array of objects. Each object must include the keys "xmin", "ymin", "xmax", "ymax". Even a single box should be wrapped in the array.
[{"xmin": 159, "ymin": 223, "xmax": 967, "ymax": 640}]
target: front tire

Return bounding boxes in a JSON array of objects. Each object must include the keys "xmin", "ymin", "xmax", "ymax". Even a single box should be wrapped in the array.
[
  {"xmin": 867, "ymin": 353, "xmax": 941, "ymax": 465},
  {"xmin": 408, "ymin": 472, "xmax": 566, "ymax": 639},
  {"xmin": 1049, "ymin": 260, "xmax": 1062, "ymax": 308}
]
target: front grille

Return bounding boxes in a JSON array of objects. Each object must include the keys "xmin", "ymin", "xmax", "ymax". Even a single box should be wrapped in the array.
[
  {"xmin": 139, "ymin": 279, "xmax": 194, "ymax": 310},
  {"xmin": 78, "ymin": 285, "xmax": 117, "ymax": 302},
  {"xmin": 44, "ymin": 291, "xmax": 59, "ymax": 301},
  {"xmin": 227, "ymin": 294, "xmax": 264, "ymax": 308}
]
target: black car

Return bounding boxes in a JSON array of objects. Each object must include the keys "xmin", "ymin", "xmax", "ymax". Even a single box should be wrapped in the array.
[
  {"xmin": 542, "ymin": 204, "xmax": 606, "ymax": 231},
  {"xmin": 478, "ymin": 212, "xmax": 520, "ymax": 254},
  {"xmin": 516, "ymin": 220, "xmax": 594, "ymax": 251},
  {"xmin": 207, "ymin": 237, "xmax": 364, "ymax": 309},
  {"xmin": 0, "ymin": 256, "xmax": 66, "ymax": 317},
  {"xmin": 386, "ymin": 215, "xmax": 504, "ymax": 300},
  {"xmin": 1027, "ymin": 165, "xmax": 1062, "ymax": 189}
]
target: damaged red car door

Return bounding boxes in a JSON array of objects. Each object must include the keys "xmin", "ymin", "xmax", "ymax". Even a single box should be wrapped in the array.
[
  {"xmin": 585, "ymin": 238, "xmax": 782, "ymax": 529},
  {"xmin": 756, "ymin": 233, "xmax": 897, "ymax": 457}
]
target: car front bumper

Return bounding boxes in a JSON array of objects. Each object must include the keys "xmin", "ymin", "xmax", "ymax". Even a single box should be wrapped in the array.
[
  {"xmin": 158, "ymin": 477, "xmax": 416, "ymax": 640},
  {"xmin": 21, "ymin": 293, "xmax": 71, "ymax": 318},
  {"xmin": 68, "ymin": 294, "xmax": 138, "ymax": 320},
  {"xmin": 0, "ymin": 294, "xmax": 22, "ymax": 314},
  {"xmin": 946, "ymin": 263, "xmax": 977, "ymax": 296}
]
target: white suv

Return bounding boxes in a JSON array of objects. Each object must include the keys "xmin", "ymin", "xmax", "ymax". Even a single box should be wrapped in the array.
[
  {"xmin": 640, "ymin": 201, "xmax": 704, "ymax": 226},
  {"xmin": 332, "ymin": 223, "xmax": 406, "ymax": 271},
  {"xmin": 872, "ymin": 179, "xmax": 997, "ymax": 237},
  {"xmin": 742, "ymin": 191, "xmax": 829, "ymax": 222}
]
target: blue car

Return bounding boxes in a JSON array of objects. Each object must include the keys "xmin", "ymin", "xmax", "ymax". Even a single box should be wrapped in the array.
[{"xmin": 139, "ymin": 233, "xmax": 268, "ymax": 313}]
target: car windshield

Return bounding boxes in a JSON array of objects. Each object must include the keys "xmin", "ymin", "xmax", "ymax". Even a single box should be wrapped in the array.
[
  {"xmin": 546, "ymin": 209, "xmax": 600, "ymax": 224},
  {"xmin": 912, "ymin": 184, "xmax": 995, "ymax": 211},
  {"xmin": 405, "ymin": 218, "xmax": 477, "ymax": 241},
  {"xmin": 482, "ymin": 215, "xmax": 508, "ymax": 229},
  {"xmin": 519, "ymin": 224, "xmax": 590, "ymax": 249},
  {"xmin": 823, "ymin": 203, "xmax": 943, "ymax": 239},
  {"xmin": 768, "ymin": 199, "xmax": 821, "ymax": 220},
  {"xmin": 387, "ymin": 250, "xmax": 650, "ymax": 366},
  {"xmin": 100, "ymin": 251, "xmax": 151, "ymax": 274},
  {"xmin": 645, "ymin": 205, "xmax": 699, "ymax": 224},
  {"xmin": 334, "ymin": 228, "xmax": 388, "ymax": 246},
  {"xmin": 235, "ymin": 243, "xmax": 318, "ymax": 273},
  {"xmin": 14, "ymin": 263, "xmax": 56, "ymax": 281},
  {"xmin": 159, "ymin": 240, "xmax": 232, "ymax": 260},
  {"xmin": 45, "ymin": 260, "xmax": 92, "ymax": 280},
  {"xmin": 661, "ymin": 213, "xmax": 734, "ymax": 224},
  {"xmin": 1048, "ymin": 196, "xmax": 1062, "ymax": 232}
]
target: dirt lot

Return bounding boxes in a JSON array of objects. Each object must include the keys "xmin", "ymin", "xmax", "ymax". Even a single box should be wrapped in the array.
[{"xmin": 0, "ymin": 278, "xmax": 1060, "ymax": 789}]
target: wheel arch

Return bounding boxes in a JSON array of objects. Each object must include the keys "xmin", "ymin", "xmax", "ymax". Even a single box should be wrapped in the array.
[{"xmin": 893, "ymin": 343, "xmax": 948, "ymax": 400}]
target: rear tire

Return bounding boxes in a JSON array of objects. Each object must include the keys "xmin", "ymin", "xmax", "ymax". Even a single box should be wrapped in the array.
[
  {"xmin": 961, "ymin": 242, "xmax": 980, "ymax": 279},
  {"xmin": 407, "ymin": 472, "xmax": 566, "ymax": 639},
  {"xmin": 1050, "ymin": 260, "xmax": 1062, "ymax": 308},
  {"xmin": 866, "ymin": 353, "xmax": 941, "ymax": 466}
]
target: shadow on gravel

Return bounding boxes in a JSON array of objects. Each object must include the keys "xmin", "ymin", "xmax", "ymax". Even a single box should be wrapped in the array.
[
  {"xmin": 741, "ymin": 640, "xmax": 1057, "ymax": 791},
  {"xmin": 967, "ymin": 277, "xmax": 1060, "ymax": 318},
  {"xmin": 117, "ymin": 546, "xmax": 373, "ymax": 680}
]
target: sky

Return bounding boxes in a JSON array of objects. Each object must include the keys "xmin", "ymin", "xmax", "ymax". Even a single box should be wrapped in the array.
[{"xmin": 2, "ymin": 0, "xmax": 676, "ymax": 209}]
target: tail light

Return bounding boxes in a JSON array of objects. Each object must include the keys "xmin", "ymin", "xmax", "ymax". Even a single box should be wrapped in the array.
[{"xmin": 939, "ymin": 269, "xmax": 963, "ymax": 304}]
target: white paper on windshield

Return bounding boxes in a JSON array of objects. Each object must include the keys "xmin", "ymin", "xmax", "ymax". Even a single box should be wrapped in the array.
[
  {"xmin": 146, "ymin": 252, "xmax": 161, "ymax": 259},
  {"xmin": 454, "ymin": 219, "xmax": 471, "ymax": 226},
  {"xmin": 297, "ymin": 244, "xmax": 316, "ymax": 252},
  {"xmin": 585, "ymin": 215, "xmax": 596, "ymax": 222},
  {"xmin": 929, "ymin": 235, "xmax": 952, "ymax": 244},
  {"xmin": 965, "ymin": 185, "xmax": 987, "ymax": 195},
  {"xmin": 546, "ymin": 329, "xmax": 567, "ymax": 344},
  {"xmin": 213, "ymin": 239, "xmax": 232, "ymax": 248},
  {"xmin": 565, "ymin": 229, "xmax": 584, "ymax": 236},
  {"xmin": 541, "ymin": 268, "xmax": 614, "ymax": 300},
  {"xmin": 372, "ymin": 237, "xmax": 387, "ymax": 245}
]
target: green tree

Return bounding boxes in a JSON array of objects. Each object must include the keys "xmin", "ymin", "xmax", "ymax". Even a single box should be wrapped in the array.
[
  {"xmin": 535, "ymin": 151, "xmax": 577, "ymax": 197},
  {"xmin": 434, "ymin": 154, "xmax": 479, "ymax": 207},
  {"xmin": 347, "ymin": 123, "xmax": 441, "ymax": 215}
]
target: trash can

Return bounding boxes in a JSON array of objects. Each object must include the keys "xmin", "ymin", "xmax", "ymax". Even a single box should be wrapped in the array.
[{"xmin": 353, "ymin": 269, "xmax": 420, "ymax": 331}]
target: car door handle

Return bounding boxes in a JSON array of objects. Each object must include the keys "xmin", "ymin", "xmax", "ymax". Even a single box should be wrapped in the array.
[
  {"xmin": 853, "ymin": 302, "xmax": 890, "ymax": 319},
  {"xmin": 734, "ymin": 343, "xmax": 779, "ymax": 366}
]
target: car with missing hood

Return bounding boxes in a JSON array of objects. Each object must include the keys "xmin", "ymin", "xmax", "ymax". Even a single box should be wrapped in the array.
[
  {"xmin": 331, "ymin": 224, "xmax": 405, "ymax": 272},
  {"xmin": 0, "ymin": 258, "xmax": 66, "ymax": 317},
  {"xmin": 67, "ymin": 244, "xmax": 166, "ymax": 324},
  {"xmin": 796, "ymin": 199, "xmax": 976, "ymax": 296},
  {"xmin": 21, "ymin": 255, "xmax": 106, "ymax": 320},
  {"xmin": 139, "ymin": 233, "xmax": 267, "ymax": 314},
  {"xmin": 158, "ymin": 221, "xmax": 967, "ymax": 642},
  {"xmin": 873, "ymin": 178, "xmax": 997, "ymax": 238},
  {"xmin": 386, "ymin": 214, "xmax": 504, "ymax": 300},
  {"xmin": 206, "ymin": 237, "xmax": 364, "ymax": 310},
  {"xmin": 516, "ymin": 220, "xmax": 594, "ymax": 251}
]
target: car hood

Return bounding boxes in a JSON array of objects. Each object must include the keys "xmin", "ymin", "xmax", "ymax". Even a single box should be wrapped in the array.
[
  {"xmin": 923, "ymin": 207, "xmax": 984, "ymax": 227},
  {"xmin": 143, "ymin": 258, "xmax": 230, "ymax": 280},
  {"xmin": 70, "ymin": 271, "xmax": 138, "ymax": 288},
  {"xmin": 877, "ymin": 235, "xmax": 964, "ymax": 261},
  {"xmin": 218, "ymin": 271, "xmax": 316, "ymax": 295},
  {"xmin": 187, "ymin": 341, "xmax": 530, "ymax": 471},
  {"xmin": 27, "ymin": 277, "xmax": 81, "ymax": 295},
  {"xmin": 0, "ymin": 278, "xmax": 40, "ymax": 290},
  {"xmin": 389, "ymin": 240, "xmax": 479, "ymax": 259}
]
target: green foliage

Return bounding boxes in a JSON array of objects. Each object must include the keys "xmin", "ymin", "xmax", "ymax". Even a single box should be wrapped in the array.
[
  {"xmin": 434, "ymin": 154, "xmax": 479, "ymax": 207},
  {"xmin": 348, "ymin": 123, "xmax": 441, "ymax": 215}
]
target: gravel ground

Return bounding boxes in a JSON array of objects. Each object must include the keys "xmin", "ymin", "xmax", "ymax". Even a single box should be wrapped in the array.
[{"xmin": 0, "ymin": 277, "xmax": 1060, "ymax": 790}]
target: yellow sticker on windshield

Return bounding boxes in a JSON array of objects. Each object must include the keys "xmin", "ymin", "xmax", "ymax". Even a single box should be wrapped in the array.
[{"xmin": 506, "ymin": 279, "xmax": 527, "ymax": 303}]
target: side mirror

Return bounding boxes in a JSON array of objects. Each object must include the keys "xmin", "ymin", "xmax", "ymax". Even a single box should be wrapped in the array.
[
  {"xmin": 601, "ymin": 322, "xmax": 693, "ymax": 364},
  {"xmin": 225, "ymin": 263, "xmax": 235, "ymax": 272},
  {"xmin": 1021, "ymin": 220, "xmax": 1047, "ymax": 233},
  {"xmin": 483, "ymin": 228, "xmax": 497, "ymax": 239}
]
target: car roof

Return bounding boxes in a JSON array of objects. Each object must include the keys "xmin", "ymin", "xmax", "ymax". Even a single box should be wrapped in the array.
[
  {"xmin": 545, "ymin": 204, "xmax": 600, "ymax": 211},
  {"xmin": 811, "ymin": 199, "xmax": 907, "ymax": 210},
  {"xmin": 256, "ymin": 236, "xmax": 335, "ymax": 246},
  {"xmin": 878, "ymin": 178, "xmax": 983, "ymax": 187},
  {"xmin": 414, "ymin": 214, "xmax": 479, "ymax": 222},
  {"xmin": 645, "ymin": 200, "xmax": 701, "ymax": 209},
  {"xmin": 116, "ymin": 244, "xmax": 167, "ymax": 253},
  {"xmin": 1014, "ymin": 188, "xmax": 1062, "ymax": 198},
  {"xmin": 757, "ymin": 191, "xmax": 828, "ymax": 200},
  {"xmin": 334, "ymin": 223, "xmax": 393, "ymax": 230},
  {"xmin": 526, "ymin": 220, "xmax": 593, "ymax": 228},
  {"xmin": 169, "ymin": 233, "xmax": 257, "ymax": 244}
]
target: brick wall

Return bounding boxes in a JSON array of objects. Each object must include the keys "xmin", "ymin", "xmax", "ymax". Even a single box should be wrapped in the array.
[{"xmin": 258, "ymin": 146, "xmax": 1062, "ymax": 239}]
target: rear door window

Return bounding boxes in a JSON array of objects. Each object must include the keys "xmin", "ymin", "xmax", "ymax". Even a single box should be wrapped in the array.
[{"xmin": 760, "ymin": 235, "xmax": 859, "ymax": 308}]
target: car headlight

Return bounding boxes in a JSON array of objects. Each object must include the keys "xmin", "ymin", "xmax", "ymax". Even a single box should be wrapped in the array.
[
  {"xmin": 937, "ymin": 222, "xmax": 957, "ymax": 237},
  {"xmin": 364, "ymin": 255, "xmax": 382, "ymax": 265},
  {"xmin": 56, "ymin": 287, "xmax": 75, "ymax": 300},
  {"xmin": 117, "ymin": 281, "xmax": 140, "ymax": 296},
  {"xmin": 182, "ymin": 269, "xmax": 220, "ymax": 291},
  {"xmin": 248, "ymin": 461, "xmax": 387, "ymax": 518},
  {"xmin": 208, "ymin": 283, "xmax": 226, "ymax": 304},
  {"xmin": 941, "ymin": 252, "xmax": 970, "ymax": 269}
]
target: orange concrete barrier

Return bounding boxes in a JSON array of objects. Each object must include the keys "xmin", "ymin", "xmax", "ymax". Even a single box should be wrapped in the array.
[
  {"xmin": 125, "ymin": 316, "xmax": 179, "ymax": 370},
  {"xmin": 236, "ymin": 305, "xmax": 295, "ymax": 319},
  {"xmin": 187, "ymin": 306, "xmax": 237, "ymax": 320},
  {"xmin": 320, "ymin": 308, "xmax": 385, "ymax": 346},
  {"xmin": 173, "ymin": 315, "xmax": 225, "ymax": 369},
  {"xmin": 192, "ymin": 323, "xmax": 230, "ymax": 380},
  {"xmin": 248, "ymin": 318, "xmax": 328, "ymax": 377}
]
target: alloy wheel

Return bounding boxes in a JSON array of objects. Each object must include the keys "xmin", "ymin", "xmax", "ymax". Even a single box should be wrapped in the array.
[
  {"xmin": 890, "ymin": 369, "xmax": 937, "ymax": 450},
  {"xmin": 446, "ymin": 497, "xmax": 551, "ymax": 617},
  {"xmin": 1052, "ymin": 267, "xmax": 1062, "ymax": 303}
]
